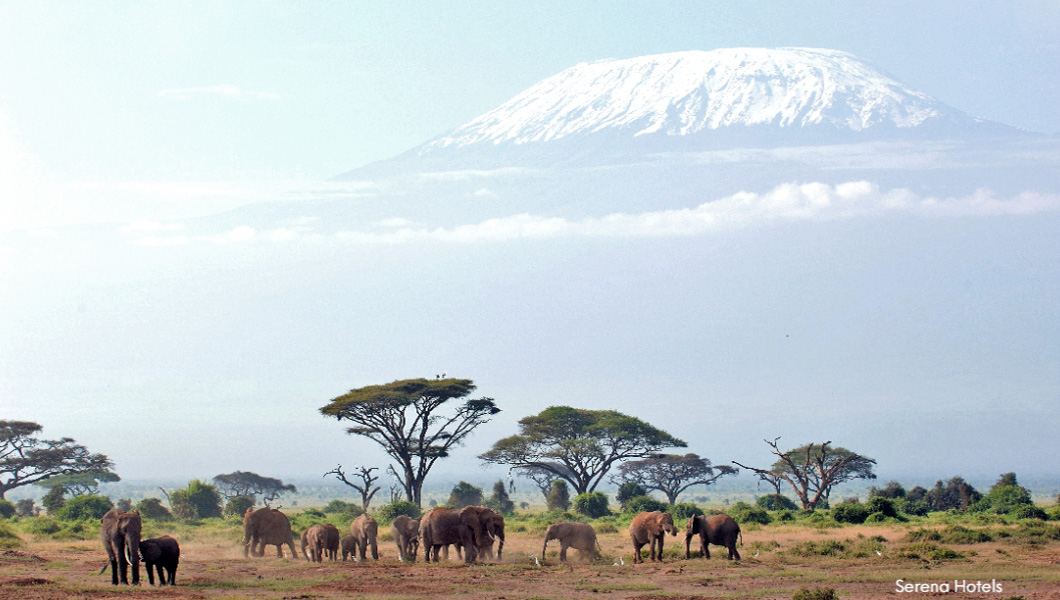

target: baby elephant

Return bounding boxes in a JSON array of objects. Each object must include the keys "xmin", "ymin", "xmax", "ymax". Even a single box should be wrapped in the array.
[
  {"xmin": 341, "ymin": 534, "xmax": 357, "ymax": 561},
  {"xmin": 542, "ymin": 522, "xmax": 599, "ymax": 562},
  {"xmin": 140, "ymin": 535, "xmax": 180, "ymax": 586},
  {"xmin": 685, "ymin": 513, "xmax": 742, "ymax": 560}
]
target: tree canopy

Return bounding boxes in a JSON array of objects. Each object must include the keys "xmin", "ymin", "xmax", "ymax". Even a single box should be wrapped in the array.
[
  {"xmin": 37, "ymin": 470, "xmax": 120, "ymax": 496},
  {"xmin": 613, "ymin": 453, "xmax": 738, "ymax": 504},
  {"xmin": 320, "ymin": 378, "xmax": 500, "ymax": 507},
  {"xmin": 211, "ymin": 471, "xmax": 296, "ymax": 504},
  {"xmin": 479, "ymin": 406, "xmax": 686, "ymax": 494},
  {"xmin": 734, "ymin": 438, "xmax": 876, "ymax": 510},
  {"xmin": 0, "ymin": 420, "xmax": 114, "ymax": 499}
]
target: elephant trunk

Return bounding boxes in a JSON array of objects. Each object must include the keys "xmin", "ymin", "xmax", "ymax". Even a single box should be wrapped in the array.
[{"xmin": 126, "ymin": 534, "xmax": 141, "ymax": 585}]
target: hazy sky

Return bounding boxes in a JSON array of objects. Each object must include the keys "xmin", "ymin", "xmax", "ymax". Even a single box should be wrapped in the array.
[{"xmin": 2, "ymin": 2, "xmax": 1058, "ymax": 490}]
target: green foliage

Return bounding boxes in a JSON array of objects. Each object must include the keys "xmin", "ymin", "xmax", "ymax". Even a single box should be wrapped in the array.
[
  {"xmin": 547, "ymin": 480, "xmax": 571, "ymax": 511},
  {"xmin": 322, "ymin": 499, "xmax": 365, "ymax": 519},
  {"xmin": 729, "ymin": 500, "xmax": 771, "ymax": 525},
  {"xmin": 831, "ymin": 502, "xmax": 870, "ymax": 524},
  {"xmin": 868, "ymin": 480, "xmax": 906, "ymax": 499},
  {"xmin": 15, "ymin": 498, "xmax": 35, "ymax": 517},
  {"xmin": 0, "ymin": 420, "xmax": 114, "ymax": 499},
  {"xmin": 622, "ymin": 495, "xmax": 667, "ymax": 514},
  {"xmin": 135, "ymin": 497, "xmax": 172, "ymax": 521},
  {"xmin": 792, "ymin": 586, "xmax": 838, "ymax": 600},
  {"xmin": 41, "ymin": 486, "xmax": 66, "ymax": 514},
  {"xmin": 866, "ymin": 496, "xmax": 899, "ymax": 518},
  {"xmin": 55, "ymin": 494, "xmax": 114, "ymax": 521},
  {"xmin": 905, "ymin": 525, "xmax": 993, "ymax": 544},
  {"xmin": 213, "ymin": 471, "xmax": 297, "ymax": 503},
  {"xmin": 224, "ymin": 495, "xmax": 256, "ymax": 518},
  {"xmin": 375, "ymin": 500, "xmax": 422, "ymax": 522},
  {"xmin": 616, "ymin": 481, "xmax": 647, "ymax": 506},
  {"xmin": 447, "ymin": 481, "xmax": 484, "ymax": 509},
  {"xmin": 898, "ymin": 542, "xmax": 964, "ymax": 561},
  {"xmin": 289, "ymin": 508, "xmax": 328, "ymax": 531},
  {"xmin": 169, "ymin": 479, "xmax": 223, "ymax": 520},
  {"xmin": 971, "ymin": 475, "xmax": 1036, "ymax": 515},
  {"xmin": 0, "ymin": 522, "xmax": 22, "ymax": 548},
  {"xmin": 115, "ymin": 498, "xmax": 132, "ymax": 512},
  {"xmin": 756, "ymin": 493, "xmax": 797, "ymax": 511},
  {"xmin": 924, "ymin": 477, "xmax": 981, "ymax": 511},
  {"xmin": 572, "ymin": 491, "xmax": 610, "ymax": 518},
  {"xmin": 900, "ymin": 498, "xmax": 930, "ymax": 516},
  {"xmin": 1014, "ymin": 505, "xmax": 1048, "ymax": 520},
  {"xmin": 485, "ymin": 480, "xmax": 515, "ymax": 515},
  {"xmin": 774, "ymin": 509, "xmax": 796, "ymax": 522},
  {"xmin": 669, "ymin": 502, "xmax": 703, "ymax": 521},
  {"xmin": 784, "ymin": 539, "xmax": 847, "ymax": 557},
  {"xmin": 0, "ymin": 499, "xmax": 15, "ymax": 519}
]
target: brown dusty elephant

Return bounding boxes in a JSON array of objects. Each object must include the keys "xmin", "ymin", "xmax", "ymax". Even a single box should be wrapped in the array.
[
  {"xmin": 685, "ymin": 513, "xmax": 742, "ymax": 560},
  {"xmin": 341, "ymin": 534, "xmax": 357, "ymax": 561},
  {"xmin": 140, "ymin": 535, "xmax": 180, "ymax": 586},
  {"xmin": 242, "ymin": 507, "xmax": 299, "ymax": 559},
  {"xmin": 349, "ymin": 514, "xmax": 379, "ymax": 560},
  {"xmin": 629, "ymin": 511, "xmax": 677, "ymax": 563},
  {"xmin": 419, "ymin": 506, "xmax": 492, "ymax": 563},
  {"xmin": 100, "ymin": 508, "xmax": 142, "ymax": 585},
  {"xmin": 301, "ymin": 524, "xmax": 328, "ymax": 562},
  {"xmin": 390, "ymin": 515, "xmax": 420, "ymax": 562},
  {"xmin": 473, "ymin": 508, "xmax": 505, "ymax": 561},
  {"xmin": 322, "ymin": 523, "xmax": 341, "ymax": 561},
  {"xmin": 542, "ymin": 522, "xmax": 600, "ymax": 563}
]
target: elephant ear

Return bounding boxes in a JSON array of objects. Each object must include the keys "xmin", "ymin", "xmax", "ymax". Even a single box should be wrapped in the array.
[
  {"xmin": 141, "ymin": 541, "xmax": 161, "ymax": 562},
  {"xmin": 686, "ymin": 516, "xmax": 700, "ymax": 535}
]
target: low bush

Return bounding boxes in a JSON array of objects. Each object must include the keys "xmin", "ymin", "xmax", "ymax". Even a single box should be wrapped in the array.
[
  {"xmin": 375, "ymin": 500, "xmax": 421, "ymax": 523},
  {"xmin": 669, "ymin": 502, "xmax": 703, "ymax": 521},
  {"xmin": 223, "ymin": 496, "xmax": 256, "ymax": 519},
  {"xmin": 792, "ymin": 586, "xmax": 838, "ymax": 600},
  {"xmin": 900, "ymin": 499, "xmax": 930, "ymax": 516},
  {"xmin": 1014, "ymin": 505, "xmax": 1048, "ymax": 521},
  {"xmin": 622, "ymin": 495, "xmax": 667, "ymax": 515},
  {"xmin": 0, "ymin": 500, "xmax": 16, "ymax": 519},
  {"xmin": 784, "ymin": 539, "xmax": 847, "ymax": 557},
  {"xmin": 905, "ymin": 525, "xmax": 992, "ymax": 545},
  {"xmin": 322, "ymin": 499, "xmax": 365, "ymax": 519},
  {"xmin": 831, "ymin": 502, "xmax": 870, "ymax": 524},
  {"xmin": 572, "ymin": 492, "xmax": 610, "ymax": 519},
  {"xmin": 135, "ymin": 498, "xmax": 172, "ymax": 521},
  {"xmin": 898, "ymin": 542, "xmax": 964, "ymax": 561},
  {"xmin": 55, "ymin": 494, "xmax": 114, "ymax": 521},
  {"xmin": 756, "ymin": 494, "xmax": 798, "ymax": 511},
  {"xmin": 866, "ymin": 497, "xmax": 899, "ymax": 518},
  {"xmin": 730, "ymin": 501, "xmax": 771, "ymax": 525},
  {"xmin": 0, "ymin": 522, "xmax": 22, "ymax": 548}
]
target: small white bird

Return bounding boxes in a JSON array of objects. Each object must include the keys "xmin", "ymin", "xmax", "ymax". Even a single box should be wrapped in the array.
[
  {"xmin": 876, "ymin": 550, "xmax": 883, "ymax": 556},
  {"xmin": 620, "ymin": 556, "xmax": 625, "ymax": 565},
  {"xmin": 753, "ymin": 551, "xmax": 760, "ymax": 558},
  {"xmin": 534, "ymin": 555, "xmax": 541, "ymax": 566},
  {"xmin": 398, "ymin": 555, "xmax": 404, "ymax": 563},
  {"xmin": 613, "ymin": 561, "xmax": 620, "ymax": 566}
]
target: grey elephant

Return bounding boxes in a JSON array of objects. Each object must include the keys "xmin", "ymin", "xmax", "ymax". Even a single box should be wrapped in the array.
[
  {"xmin": 100, "ymin": 508, "xmax": 142, "ymax": 585},
  {"xmin": 419, "ymin": 506, "xmax": 492, "ymax": 563},
  {"xmin": 140, "ymin": 535, "xmax": 180, "ymax": 586},
  {"xmin": 685, "ymin": 513, "xmax": 742, "ymax": 560},
  {"xmin": 242, "ymin": 507, "xmax": 299, "ymax": 559},
  {"xmin": 322, "ymin": 523, "xmax": 341, "ymax": 560},
  {"xmin": 341, "ymin": 533, "xmax": 357, "ymax": 561},
  {"xmin": 542, "ymin": 522, "xmax": 600, "ymax": 562},
  {"xmin": 301, "ymin": 524, "xmax": 328, "ymax": 562},
  {"xmin": 629, "ymin": 510, "xmax": 677, "ymax": 563},
  {"xmin": 390, "ymin": 515, "xmax": 420, "ymax": 562},
  {"xmin": 349, "ymin": 514, "xmax": 379, "ymax": 560}
]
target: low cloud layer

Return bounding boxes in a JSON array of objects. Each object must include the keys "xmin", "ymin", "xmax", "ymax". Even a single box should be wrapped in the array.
[
  {"xmin": 123, "ymin": 181, "xmax": 1060, "ymax": 247},
  {"xmin": 157, "ymin": 85, "xmax": 281, "ymax": 101}
]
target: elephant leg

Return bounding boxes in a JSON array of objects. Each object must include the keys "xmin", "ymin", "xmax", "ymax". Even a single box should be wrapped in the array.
[
  {"xmin": 631, "ymin": 541, "xmax": 643, "ymax": 564},
  {"xmin": 145, "ymin": 561, "xmax": 156, "ymax": 586},
  {"xmin": 370, "ymin": 538, "xmax": 378, "ymax": 560},
  {"xmin": 559, "ymin": 541, "xmax": 568, "ymax": 563},
  {"xmin": 109, "ymin": 559, "xmax": 119, "ymax": 585},
  {"xmin": 131, "ymin": 560, "xmax": 140, "ymax": 585},
  {"xmin": 704, "ymin": 538, "xmax": 711, "ymax": 559},
  {"xmin": 729, "ymin": 542, "xmax": 740, "ymax": 561}
]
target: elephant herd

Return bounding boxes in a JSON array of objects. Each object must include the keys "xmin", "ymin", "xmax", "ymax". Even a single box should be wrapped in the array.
[{"xmin": 99, "ymin": 505, "xmax": 742, "ymax": 586}]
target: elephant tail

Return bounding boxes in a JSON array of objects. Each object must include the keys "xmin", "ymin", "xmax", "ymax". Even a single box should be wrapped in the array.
[
  {"xmin": 99, "ymin": 563, "xmax": 109, "ymax": 575},
  {"xmin": 739, "ymin": 531, "xmax": 744, "ymax": 547}
]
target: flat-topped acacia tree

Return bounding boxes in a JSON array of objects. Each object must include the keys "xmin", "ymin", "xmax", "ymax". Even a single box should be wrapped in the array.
[
  {"xmin": 479, "ymin": 406, "xmax": 686, "ymax": 495},
  {"xmin": 320, "ymin": 378, "xmax": 500, "ymax": 507}
]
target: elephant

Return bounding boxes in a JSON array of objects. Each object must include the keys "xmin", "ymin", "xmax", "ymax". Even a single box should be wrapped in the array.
[
  {"xmin": 471, "ymin": 508, "xmax": 505, "ymax": 561},
  {"xmin": 629, "ymin": 511, "xmax": 677, "ymax": 563},
  {"xmin": 140, "ymin": 535, "xmax": 180, "ymax": 586},
  {"xmin": 322, "ymin": 523, "xmax": 341, "ymax": 561},
  {"xmin": 542, "ymin": 522, "xmax": 600, "ymax": 562},
  {"xmin": 242, "ymin": 507, "xmax": 299, "ymax": 559},
  {"xmin": 341, "ymin": 534, "xmax": 358, "ymax": 561},
  {"xmin": 349, "ymin": 514, "xmax": 379, "ymax": 561},
  {"xmin": 100, "ymin": 508, "xmax": 142, "ymax": 585},
  {"xmin": 419, "ymin": 506, "xmax": 493, "ymax": 563},
  {"xmin": 390, "ymin": 515, "xmax": 420, "ymax": 562},
  {"xmin": 685, "ymin": 513, "xmax": 742, "ymax": 560},
  {"xmin": 301, "ymin": 525, "xmax": 328, "ymax": 562}
]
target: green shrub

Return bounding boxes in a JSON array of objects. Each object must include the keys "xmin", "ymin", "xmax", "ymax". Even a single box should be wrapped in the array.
[
  {"xmin": 15, "ymin": 499, "xmax": 36, "ymax": 517},
  {"xmin": 623, "ymin": 495, "xmax": 667, "ymax": 514},
  {"xmin": 486, "ymin": 480, "xmax": 515, "ymax": 515},
  {"xmin": 831, "ymin": 502, "xmax": 870, "ymax": 524},
  {"xmin": 866, "ymin": 497, "xmax": 899, "ymax": 518},
  {"xmin": 375, "ymin": 500, "xmax": 421, "ymax": 523},
  {"xmin": 792, "ymin": 586, "xmax": 838, "ymax": 600},
  {"xmin": 775, "ymin": 509, "xmax": 796, "ymax": 522},
  {"xmin": 224, "ymin": 496, "xmax": 256, "ymax": 518},
  {"xmin": 616, "ymin": 481, "xmax": 647, "ymax": 507},
  {"xmin": 0, "ymin": 522, "xmax": 22, "ymax": 548},
  {"xmin": 169, "ymin": 480, "xmax": 222, "ymax": 520},
  {"xmin": 669, "ymin": 502, "xmax": 703, "ymax": 521},
  {"xmin": 756, "ymin": 494, "xmax": 797, "ymax": 511},
  {"xmin": 900, "ymin": 498, "xmax": 930, "ymax": 516},
  {"xmin": 24, "ymin": 516, "xmax": 62, "ymax": 535},
  {"xmin": 547, "ymin": 480, "xmax": 571, "ymax": 511},
  {"xmin": 785, "ymin": 539, "xmax": 846, "ymax": 557},
  {"xmin": 290, "ymin": 508, "xmax": 328, "ymax": 531},
  {"xmin": 323, "ymin": 499, "xmax": 365, "ymax": 519},
  {"xmin": 905, "ymin": 525, "xmax": 992, "ymax": 544},
  {"xmin": 0, "ymin": 499, "xmax": 15, "ymax": 519},
  {"xmin": 447, "ymin": 481, "xmax": 484, "ymax": 509},
  {"xmin": 134, "ymin": 498, "xmax": 172, "ymax": 521},
  {"xmin": 1014, "ymin": 505, "xmax": 1048, "ymax": 520},
  {"xmin": 572, "ymin": 492, "xmax": 610, "ymax": 518},
  {"xmin": 41, "ymin": 487, "xmax": 66, "ymax": 514},
  {"xmin": 55, "ymin": 494, "xmax": 114, "ymax": 521},
  {"xmin": 728, "ymin": 501, "xmax": 771, "ymax": 525},
  {"xmin": 898, "ymin": 542, "xmax": 964, "ymax": 561}
]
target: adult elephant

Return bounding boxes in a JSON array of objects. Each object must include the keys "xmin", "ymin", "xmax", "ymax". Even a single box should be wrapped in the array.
[
  {"xmin": 472, "ymin": 508, "xmax": 505, "ymax": 561},
  {"xmin": 322, "ymin": 523, "xmax": 341, "ymax": 561},
  {"xmin": 390, "ymin": 515, "xmax": 420, "ymax": 562},
  {"xmin": 629, "ymin": 511, "xmax": 677, "ymax": 563},
  {"xmin": 242, "ymin": 507, "xmax": 299, "ymax": 559},
  {"xmin": 419, "ymin": 506, "xmax": 492, "ymax": 563},
  {"xmin": 100, "ymin": 508, "xmax": 142, "ymax": 585},
  {"xmin": 542, "ymin": 522, "xmax": 600, "ymax": 562},
  {"xmin": 301, "ymin": 525, "xmax": 328, "ymax": 562},
  {"xmin": 349, "ymin": 514, "xmax": 379, "ymax": 561},
  {"xmin": 685, "ymin": 513, "xmax": 742, "ymax": 560},
  {"xmin": 140, "ymin": 535, "xmax": 180, "ymax": 586}
]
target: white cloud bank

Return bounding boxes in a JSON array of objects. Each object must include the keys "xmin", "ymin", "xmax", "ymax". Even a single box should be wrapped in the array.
[{"xmin": 123, "ymin": 181, "xmax": 1060, "ymax": 247}]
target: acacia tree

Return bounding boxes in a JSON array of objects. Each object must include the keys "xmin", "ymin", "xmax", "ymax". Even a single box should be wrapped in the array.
[
  {"xmin": 37, "ymin": 470, "xmax": 121, "ymax": 496},
  {"xmin": 515, "ymin": 463, "xmax": 576, "ymax": 502},
  {"xmin": 612, "ymin": 453, "xmax": 738, "ymax": 504},
  {"xmin": 479, "ymin": 406, "xmax": 686, "ymax": 494},
  {"xmin": 324, "ymin": 465, "xmax": 380, "ymax": 511},
  {"xmin": 212, "ymin": 471, "xmax": 297, "ymax": 504},
  {"xmin": 320, "ymin": 378, "xmax": 500, "ymax": 507},
  {"xmin": 733, "ymin": 438, "xmax": 876, "ymax": 510},
  {"xmin": 0, "ymin": 420, "xmax": 113, "ymax": 499}
]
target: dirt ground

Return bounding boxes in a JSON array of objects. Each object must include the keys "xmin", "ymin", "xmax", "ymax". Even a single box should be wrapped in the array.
[{"xmin": 3, "ymin": 524, "xmax": 1060, "ymax": 600}]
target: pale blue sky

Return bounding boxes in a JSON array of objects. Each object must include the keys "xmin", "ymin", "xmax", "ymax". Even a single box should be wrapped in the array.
[{"xmin": 1, "ymin": 2, "xmax": 1058, "ymax": 486}]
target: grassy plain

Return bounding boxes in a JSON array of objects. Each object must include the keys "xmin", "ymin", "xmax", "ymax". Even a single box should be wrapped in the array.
[{"xmin": 2, "ymin": 514, "xmax": 1059, "ymax": 600}]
